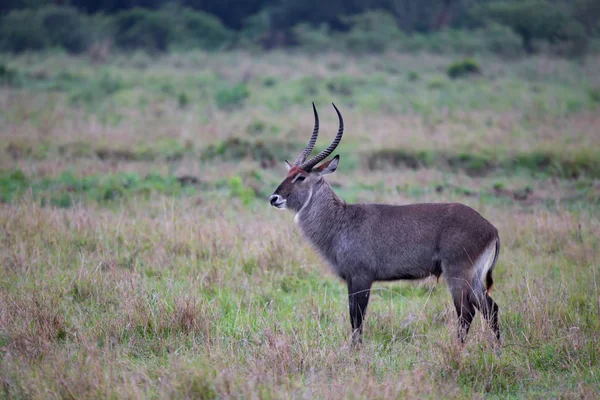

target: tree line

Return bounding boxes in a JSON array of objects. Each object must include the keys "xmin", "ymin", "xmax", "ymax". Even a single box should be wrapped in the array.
[{"xmin": 1, "ymin": 0, "xmax": 598, "ymax": 56}]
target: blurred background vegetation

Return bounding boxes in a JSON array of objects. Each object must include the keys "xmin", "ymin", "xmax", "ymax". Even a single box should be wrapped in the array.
[{"xmin": 1, "ymin": 0, "xmax": 599, "ymax": 58}]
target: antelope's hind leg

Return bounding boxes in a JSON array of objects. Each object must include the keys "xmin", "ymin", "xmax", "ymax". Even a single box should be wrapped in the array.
[
  {"xmin": 472, "ymin": 291, "xmax": 500, "ymax": 341},
  {"xmin": 445, "ymin": 276, "xmax": 476, "ymax": 344}
]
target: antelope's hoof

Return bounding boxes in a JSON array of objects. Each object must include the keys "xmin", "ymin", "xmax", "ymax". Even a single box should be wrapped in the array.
[{"xmin": 350, "ymin": 330, "xmax": 363, "ymax": 348}]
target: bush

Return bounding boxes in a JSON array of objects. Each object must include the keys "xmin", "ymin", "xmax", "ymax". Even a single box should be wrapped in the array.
[
  {"xmin": 112, "ymin": 7, "xmax": 233, "ymax": 53},
  {"xmin": 340, "ymin": 11, "xmax": 404, "ymax": 53},
  {"xmin": 398, "ymin": 25, "xmax": 522, "ymax": 57},
  {"xmin": 447, "ymin": 58, "xmax": 481, "ymax": 79},
  {"xmin": 589, "ymin": 88, "xmax": 600, "ymax": 103},
  {"xmin": 39, "ymin": 6, "xmax": 91, "ymax": 53},
  {"xmin": 553, "ymin": 20, "xmax": 588, "ymax": 57},
  {"xmin": 0, "ymin": 9, "xmax": 49, "ymax": 52},
  {"xmin": 292, "ymin": 10, "xmax": 404, "ymax": 54},
  {"xmin": 480, "ymin": 0, "xmax": 589, "ymax": 56},
  {"xmin": 292, "ymin": 23, "xmax": 333, "ymax": 52},
  {"xmin": 176, "ymin": 8, "xmax": 233, "ymax": 50},
  {"xmin": 478, "ymin": 22, "xmax": 524, "ymax": 58},
  {"xmin": 0, "ymin": 6, "xmax": 91, "ymax": 54},
  {"xmin": 113, "ymin": 9, "xmax": 173, "ymax": 53},
  {"xmin": 0, "ymin": 63, "xmax": 22, "ymax": 86}
]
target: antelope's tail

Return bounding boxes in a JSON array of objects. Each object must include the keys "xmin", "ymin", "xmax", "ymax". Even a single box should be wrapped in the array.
[{"xmin": 485, "ymin": 237, "xmax": 500, "ymax": 295}]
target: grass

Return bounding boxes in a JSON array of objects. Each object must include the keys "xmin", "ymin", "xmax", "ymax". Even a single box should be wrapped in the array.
[{"xmin": 0, "ymin": 49, "xmax": 599, "ymax": 398}]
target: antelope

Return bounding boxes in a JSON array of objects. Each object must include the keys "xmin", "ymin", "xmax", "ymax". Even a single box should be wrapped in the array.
[{"xmin": 269, "ymin": 103, "xmax": 501, "ymax": 345}]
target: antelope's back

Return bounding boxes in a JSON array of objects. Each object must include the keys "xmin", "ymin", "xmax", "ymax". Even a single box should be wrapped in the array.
[{"xmin": 340, "ymin": 202, "xmax": 498, "ymax": 277}]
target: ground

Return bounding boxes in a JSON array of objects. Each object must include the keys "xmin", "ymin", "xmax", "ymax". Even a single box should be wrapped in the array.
[{"xmin": 0, "ymin": 50, "xmax": 599, "ymax": 398}]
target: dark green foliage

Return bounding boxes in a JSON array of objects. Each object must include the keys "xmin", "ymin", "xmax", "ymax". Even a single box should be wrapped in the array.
[
  {"xmin": 340, "ymin": 11, "xmax": 404, "ymax": 53},
  {"xmin": 0, "ymin": 63, "xmax": 22, "ymax": 86},
  {"xmin": 0, "ymin": 6, "xmax": 91, "ymax": 53},
  {"xmin": 180, "ymin": 0, "xmax": 274, "ymax": 30},
  {"xmin": 2, "ymin": 1, "xmax": 596, "ymax": 57},
  {"xmin": 39, "ymin": 6, "xmax": 91, "ymax": 53},
  {"xmin": 407, "ymin": 71, "xmax": 420, "ymax": 81},
  {"xmin": 589, "ymin": 88, "xmax": 600, "ymax": 103},
  {"xmin": 447, "ymin": 58, "xmax": 480, "ymax": 79},
  {"xmin": 0, "ymin": 9, "xmax": 49, "ymax": 52},
  {"xmin": 269, "ymin": 0, "xmax": 360, "ymax": 31},
  {"xmin": 111, "ymin": 7, "xmax": 233, "ymax": 52},
  {"xmin": 172, "ymin": 7, "xmax": 233, "ymax": 50},
  {"xmin": 480, "ymin": 0, "xmax": 589, "ymax": 56},
  {"xmin": 0, "ymin": 169, "xmax": 28, "ymax": 203},
  {"xmin": 475, "ymin": 22, "xmax": 524, "ymax": 57},
  {"xmin": 178, "ymin": 92, "xmax": 189, "ymax": 108},
  {"xmin": 113, "ymin": 8, "xmax": 172, "ymax": 52},
  {"xmin": 571, "ymin": 0, "xmax": 600, "ymax": 36}
]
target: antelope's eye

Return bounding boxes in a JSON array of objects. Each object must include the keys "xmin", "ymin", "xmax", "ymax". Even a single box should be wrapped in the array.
[{"xmin": 294, "ymin": 175, "xmax": 306, "ymax": 183}]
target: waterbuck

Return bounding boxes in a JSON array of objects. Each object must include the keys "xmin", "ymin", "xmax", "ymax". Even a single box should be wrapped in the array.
[{"xmin": 269, "ymin": 103, "xmax": 501, "ymax": 345}]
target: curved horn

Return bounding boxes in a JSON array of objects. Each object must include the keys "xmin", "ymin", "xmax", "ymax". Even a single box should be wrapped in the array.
[
  {"xmin": 292, "ymin": 102, "xmax": 320, "ymax": 165},
  {"xmin": 300, "ymin": 103, "xmax": 343, "ymax": 170}
]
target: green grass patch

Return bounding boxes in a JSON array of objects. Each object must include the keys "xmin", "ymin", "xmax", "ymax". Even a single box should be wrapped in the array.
[
  {"xmin": 447, "ymin": 58, "xmax": 481, "ymax": 79},
  {"xmin": 0, "ymin": 169, "xmax": 197, "ymax": 206}
]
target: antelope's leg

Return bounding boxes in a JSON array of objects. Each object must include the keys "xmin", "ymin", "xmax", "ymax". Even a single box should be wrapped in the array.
[
  {"xmin": 347, "ymin": 277, "xmax": 372, "ymax": 345},
  {"xmin": 446, "ymin": 278, "xmax": 476, "ymax": 343},
  {"xmin": 473, "ymin": 292, "xmax": 500, "ymax": 341}
]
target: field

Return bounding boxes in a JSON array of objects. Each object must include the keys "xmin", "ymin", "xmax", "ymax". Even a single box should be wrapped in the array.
[{"xmin": 1, "ymin": 50, "xmax": 599, "ymax": 398}]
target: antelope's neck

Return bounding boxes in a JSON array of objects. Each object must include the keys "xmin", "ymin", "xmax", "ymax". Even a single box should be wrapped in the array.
[{"xmin": 294, "ymin": 181, "xmax": 345, "ymax": 255}]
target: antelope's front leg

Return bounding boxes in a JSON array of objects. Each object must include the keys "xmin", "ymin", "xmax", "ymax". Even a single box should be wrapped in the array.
[{"xmin": 347, "ymin": 277, "xmax": 372, "ymax": 346}]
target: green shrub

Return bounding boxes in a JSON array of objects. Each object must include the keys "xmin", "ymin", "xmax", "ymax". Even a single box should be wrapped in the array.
[
  {"xmin": 398, "ymin": 25, "xmax": 522, "ymax": 57},
  {"xmin": 113, "ymin": 8, "xmax": 173, "ymax": 53},
  {"xmin": 215, "ymin": 83, "xmax": 250, "ymax": 110},
  {"xmin": 589, "ymin": 88, "xmax": 600, "ymax": 103},
  {"xmin": 112, "ymin": 7, "xmax": 233, "ymax": 53},
  {"xmin": 407, "ymin": 71, "xmax": 420, "ymax": 81},
  {"xmin": 178, "ymin": 92, "xmax": 189, "ymax": 108},
  {"xmin": 0, "ymin": 63, "xmax": 22, "ymax": 86},
  {"xmin": 478, "ymin": 22, "xmax": 524, "ymax": 57},
  {"xmin": 447, "ymin": 58, "xmax": 481, "ymax": 79},
  {"xmin": 571, "ymin": 0, "xmax": 600, "ymax": 36},
  {"xmin": 39, "ymin": 6, "xmax": 91, "ymax": 53},
  {"xmin": 0, "ymin": 169, "xmax": 28, "ymax": 203},
  {"xmin": 0, "ymin": 6, "xmax": 90, "ymax": 54},
  {"xmin": 292, "ymin": 23, "xmax": 333, "ymax": 52},
  {"xmin": 480, "ymin": 0, "xmax": 588, "ymax": 56},
  {"xmin": 553, "ymin": 20, "xmax": 589, "ymax": 57},
  {"xmin": 0, "ymin": 9, "xmax": 49, "ymax": 52},
  {"xmin": 176, "ymin": 8, "xmax": 233, "ymax": 50},
  {"xmin": 340, "ymin": 11, "xmax": 404, "ymax": 53}
]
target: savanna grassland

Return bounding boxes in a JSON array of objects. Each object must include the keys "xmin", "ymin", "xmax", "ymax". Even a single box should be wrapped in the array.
[{"xmin": 1, "ymin": 50, "xmax": 599, "ymax": 399}]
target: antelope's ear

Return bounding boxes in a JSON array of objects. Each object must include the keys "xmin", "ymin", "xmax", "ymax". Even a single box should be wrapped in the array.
[
  {"xmin": 285, "ymin": 160, "xmax": 292, "ymax": 171},
  {"xmin": 314, "ymin": 155, "xmax": 339, "ymax": 176}
]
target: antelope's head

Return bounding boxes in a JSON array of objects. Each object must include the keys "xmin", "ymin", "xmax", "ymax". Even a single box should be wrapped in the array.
[{"xmin": 270, "ymin": 103, "xmax": 343, "ymax": 212}]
